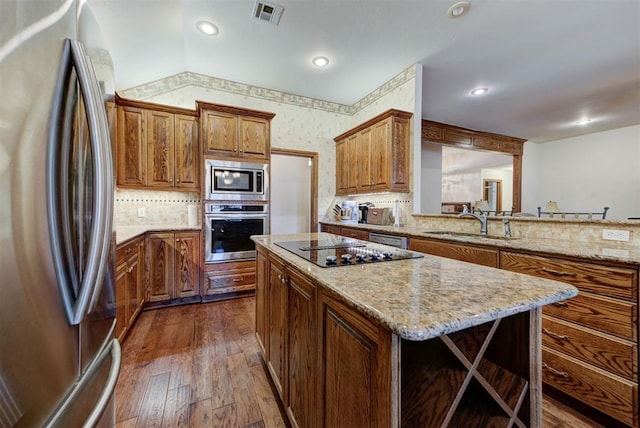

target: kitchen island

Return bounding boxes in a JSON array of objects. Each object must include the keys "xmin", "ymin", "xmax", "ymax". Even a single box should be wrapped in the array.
[{"xmin": 252, "ymin": 233, "xmax": 578, "ymax": 428}]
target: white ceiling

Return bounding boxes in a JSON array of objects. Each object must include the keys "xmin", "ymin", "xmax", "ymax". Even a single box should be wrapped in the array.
[{"xmin": 87, "ymin": 0, "xmax": 640, "ymax": 143}]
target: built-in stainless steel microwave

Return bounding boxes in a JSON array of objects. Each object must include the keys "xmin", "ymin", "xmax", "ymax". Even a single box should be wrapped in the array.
[{"xmin": 204, "ymin": 159, "xmax": 268, "ymax": 201}]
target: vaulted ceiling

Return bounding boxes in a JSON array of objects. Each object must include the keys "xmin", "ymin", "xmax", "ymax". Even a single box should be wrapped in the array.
[{"xmin": 87, "ymin": 0, "xmax": 640, "ymax": 142}]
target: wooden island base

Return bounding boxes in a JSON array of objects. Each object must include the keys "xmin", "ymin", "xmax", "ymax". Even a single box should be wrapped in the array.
[{"xmin": 255, "ymin": 242, "xmax": 546, "ymax": 427}]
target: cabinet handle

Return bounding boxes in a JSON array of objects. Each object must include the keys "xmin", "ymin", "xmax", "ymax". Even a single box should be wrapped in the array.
[
  {"xmin": 553, "ymin": 301, "xmax": 568, "ymax": 308},
  {"xmin": 542, "ymin": 328, "xmax": 570, "ymax": 341},
  {"xmin": 541, "ymin": 267, "xmax": 576, "ymax": 277},
  {"xmin": 125, "ymin": 248, "xmax": 132, "ymax": 254},
  {"xmin": 233, "ymin": 278, "xmax": 242, "ymax": 282},
  {"xmin": 543, "ymin": 362, "xmax": 570, "ymax": 378}
]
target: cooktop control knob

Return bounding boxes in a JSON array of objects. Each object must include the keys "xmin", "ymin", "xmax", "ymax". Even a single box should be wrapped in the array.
[
  {"xmin": 355, "ymin": 254, "xmax": 366, "ymax": 263},
  {"xmin": 383, "ymin": 251, "xmax": 393, "ymax": 260},
  {"xmin": 326, "ymin": 255, "xmax": 337, "ymax": 265},
  {"xmin": 370, "ymin": 253, "xmax": 381, "ymax": 261},
  {"xmin": 341, "ymin": 254, "xmax": 353, "ymax": 263}
]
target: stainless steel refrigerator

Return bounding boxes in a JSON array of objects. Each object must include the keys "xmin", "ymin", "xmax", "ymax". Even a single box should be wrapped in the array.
[{"xmin": 1, "ymin": 1, "xmax": 120, "ymax": 426}]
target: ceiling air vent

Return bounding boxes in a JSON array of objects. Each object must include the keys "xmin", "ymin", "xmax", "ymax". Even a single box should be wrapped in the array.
[{"xmin": 252, "ymin": 1, "xmax": 284, "ymax": 26}]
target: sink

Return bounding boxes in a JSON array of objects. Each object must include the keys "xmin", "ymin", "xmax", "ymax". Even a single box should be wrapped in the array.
[{"xmin": 422, "ymin": 231, "xmax": 518, "ymax": 240}]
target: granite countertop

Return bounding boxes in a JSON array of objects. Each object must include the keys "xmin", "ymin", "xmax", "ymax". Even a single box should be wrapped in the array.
[
  {"xmin": 115, "ymin": 224, "xmax": 201, "ymax": 245},
  {"xmin": 320, "ymin": 220, "xmax": 640, "ymax": 265},
  {"xmin": 253, "ymin": 232, "xmax": 578, "ymax": 341}
]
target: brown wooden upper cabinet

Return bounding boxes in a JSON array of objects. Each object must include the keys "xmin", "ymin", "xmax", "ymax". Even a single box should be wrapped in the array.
[
  {"xmin": 198, "ymin": 101, "xmax": 275, "ymax": 161},
  {"xmin": 116, "ymin": 96, "xmax": 199, "ymax": 191},
  {"xmin": 335, "ymin": 109, "xmax": 412, "ymax": 195}
]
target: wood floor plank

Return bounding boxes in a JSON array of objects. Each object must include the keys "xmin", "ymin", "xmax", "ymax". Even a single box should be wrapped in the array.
[
  {"xmin": 228, "ymin": 352, "xmax": 263, "ymax": 426},
  {"xmin": 114, "ymin": 417, "xmax": 137, "ymax": 428},
  {"xmin": 188, "ymin": 398, "xmax": 214, "ymax": 427},
  {"xmin": 249, "ymin": 363, "xmax": 288, "ymax": 428},
  {"xmin": 136, "ymin": 371, "xmax": 170, "ymax": 428},
  {"xmin": 115, "ymin": 364, "xmax": 151, "ymax": 422},
  {"xmin": 210, "ymin": 403, "xmax": 240, "ymax": 428},
  {"xmin": 162, "ymin": 385, "xmax": 191, "ymax": 428}
]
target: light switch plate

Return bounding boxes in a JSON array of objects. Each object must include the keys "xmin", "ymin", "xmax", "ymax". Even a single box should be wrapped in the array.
[
  {"xmin": 137, "ymin": 207, "xmax": 146, "ymax": 218},
  {"xmin": 602, "ymin": 229, "xmax": 630, "ymax": 241}
]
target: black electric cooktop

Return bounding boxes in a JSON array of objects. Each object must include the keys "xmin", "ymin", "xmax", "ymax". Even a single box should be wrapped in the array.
[{"xmin": 274, "ymin": 237, "xmax": 423, "ymax": 268}]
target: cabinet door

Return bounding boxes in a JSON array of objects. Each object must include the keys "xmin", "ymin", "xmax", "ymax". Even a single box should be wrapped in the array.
[
  {"xmin": 126, "ymin": 252, "xmax": 140, "ymax": 326},
  {"xmin": 356, "ymin": 128, "xmax": 373, "ymax": 192},
  {"xmin": 239, "ymin": 116, "xmax": 270, "ymax": 159},
  {"xmin": 346, "ymin": 134, "xmax": 358, "ymax": 193},
  {"xmin": 268, "ymin": 257, "xmax": 288, "ymax": 402},
  {"xmin": 255, "ymin": 248, "xmax": 269, "ymax": 357},
  {"xmin": 370, "ymin": 118, "xmax": 391, "ymax": 189},
  {"xmin": 287, "ymin": 269, "xmax": 316, "ymax": 428},
  {"xmin": 146, "ymin": 110, "xmax": 175, "ymax": 187},
  {"xmin": 117, "ymin": 106, "xmax": 146, "ymax": 186},
  {"xmin": 335, "ymin": 139, "xmax": 348, "ymax": 195},
  {"xmin": 174, "ymin": 114, "xmax": 199, "ymax": 190},
  {"xmin": 321, "ymin": 293, "xmax": 392, "ymax": 428},
  {"xmin": 146, "ymin": 233, "xmax": 174, "ymax": 302},
  {"xmin": 174, "ymin": 232, "xmax": 200, "ymax": 298},
  {"xmin": 201, "ymin": 110, "xmax": 238, "ymax": 156},
  {"xmin": 115, "ymin": 261, "xmax": 128, "ymax": 341}
]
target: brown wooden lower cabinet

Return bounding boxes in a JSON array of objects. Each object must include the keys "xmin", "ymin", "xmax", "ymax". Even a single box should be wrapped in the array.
[
  {"xmin": 115, "ymin": 236, "xmax": 144, "ymax": 341},
  {"xmin": 320, "ymin": 223, "xmax": 370, "ymax": 241},
  {"xmin": 146, "ymin": 231, "xmax": 201, "ymax": 304}
]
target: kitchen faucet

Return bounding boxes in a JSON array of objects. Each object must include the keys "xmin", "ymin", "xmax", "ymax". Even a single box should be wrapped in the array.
[{"xmin": 456, "ymin": 211, "xmax": 488, "ymax": 235}]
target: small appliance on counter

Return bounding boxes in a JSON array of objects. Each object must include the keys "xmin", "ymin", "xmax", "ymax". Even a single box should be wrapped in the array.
[
  {"xmin": 367, "ymin": 207, "xmax": 393, "ymax": 225},
  {"xmin": 358, "ymin": 202, "xmax": 374, "ymax": 223},
  {"xmin": 339, "ymin": 200, "xmax": 358, "ymax": 223}
]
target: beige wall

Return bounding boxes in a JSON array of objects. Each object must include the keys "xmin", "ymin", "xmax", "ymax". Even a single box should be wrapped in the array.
[{"xmin": 118, "ymin": 65, "xmax": 419, "ymax": 221}]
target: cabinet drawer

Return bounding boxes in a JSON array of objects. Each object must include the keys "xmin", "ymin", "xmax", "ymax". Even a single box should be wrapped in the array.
[
  {"xmin": 340, "ymin": 227, "xmax": 369, "ymax": 241},
  {"xmin": 543, "ymin": 291, "xmax": 637, "ymax": 341},
  {"xmin": 322, "ymin": 224, "xmax": 342, "ymax": 235},
  {"xmin": 117, "ymin": 239, "xmax": 139, "ymax": 265},
  {"xmin": 542, "ymin": 315, "xmax": 637, "ymax": 380},
  {"xmin": 409, "ymin": 238, "xmax": 498, "ymax": 267},
  {"xmin": 207, "ymin": 270, "xmax": 255, "ymax": 288},
  {"xmin": 500, "ymin": 251, "xmax": 637, "ymax": 301},
  {"xmin": 542, "ymin": 347, "xmax": 638, "ymax": 426}
]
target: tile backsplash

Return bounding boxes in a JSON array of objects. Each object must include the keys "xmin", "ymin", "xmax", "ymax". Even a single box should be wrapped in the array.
[{"xmin": 115, "ymin": 189, "xmax": 201, "ymax": 226}]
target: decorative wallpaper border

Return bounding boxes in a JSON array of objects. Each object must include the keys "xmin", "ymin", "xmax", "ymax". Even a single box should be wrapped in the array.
[
  {"xmin": 118, "ymin": 65, "xmax": 417, "ymax": 116},
  {"xmin": 115, "ymin": 189, "xmax": 200, "ymax": 203}
]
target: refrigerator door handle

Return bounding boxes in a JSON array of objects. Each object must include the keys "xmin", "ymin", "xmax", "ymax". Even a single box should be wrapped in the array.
[
  {"xmin": 47, "ymin": 39, "xmax": 114, "ymax": 325},
  {"xmin": 82, "ymin": 339, "xmax": 121, "ymax": 428},
  {"xmin": 43, "ymin": 338, "xmax": 121, "ymax": 428},
  {"xmin": 68, "ymin": 39, "xmax": 114, "ymax": 314}
]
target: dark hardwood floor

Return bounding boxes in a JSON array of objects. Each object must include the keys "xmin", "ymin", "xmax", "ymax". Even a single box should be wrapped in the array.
[{"xmin": 114, "ymin": 296, "xmax": 603, "ymax": 428}]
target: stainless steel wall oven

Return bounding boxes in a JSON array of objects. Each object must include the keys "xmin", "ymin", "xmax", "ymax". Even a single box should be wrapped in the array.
[{"xmin": 204, "ymin": 203, "xmax": 269, "ymax": 263}]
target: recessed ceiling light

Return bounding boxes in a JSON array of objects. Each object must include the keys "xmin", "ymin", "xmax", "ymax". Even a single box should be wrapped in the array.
[
  {"xmin": 447, "ymin": 1, "xmax": 470, "ymax": 18},
  {"xmin": 196, "ymin": 20, "xmax": 218, "ymax": 36},
  {"xmin": 576, "ymin": 118, "xmax": 592, "ymax": 125},
  {"xmin": 312, "ymin": 56, "xmax": 329, "ymax": 67},
  {"xmin": 470, "ymin": 87, "xmax": 488, "ymax": 95}
]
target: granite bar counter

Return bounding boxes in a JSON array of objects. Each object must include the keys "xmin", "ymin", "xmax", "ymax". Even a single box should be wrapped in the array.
[
  {"xmin": 320, "ymin": 219, "xmax": 640, "ymax": 265},
  {"xmin": 253, "ymin": 232, "xmax": 578, "ymax": 428}
]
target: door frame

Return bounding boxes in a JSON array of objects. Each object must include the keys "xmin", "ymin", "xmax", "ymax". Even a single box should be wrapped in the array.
[
  {"xmin": 270, "ymin": 148, "xmax": 319, "ymax": 232},
  {"xmin": 483, "ymin": 178, "xmax": 503, "ymax": 212}
]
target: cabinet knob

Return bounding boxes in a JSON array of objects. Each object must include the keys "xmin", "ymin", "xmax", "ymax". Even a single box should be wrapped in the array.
[
  {"xmin": 126, "ymin": 248, "xmax": 132, "ymax": 254},
  {"xmin": 176, "ymin": 179, "xmax": 180, "ymax": 182}
]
